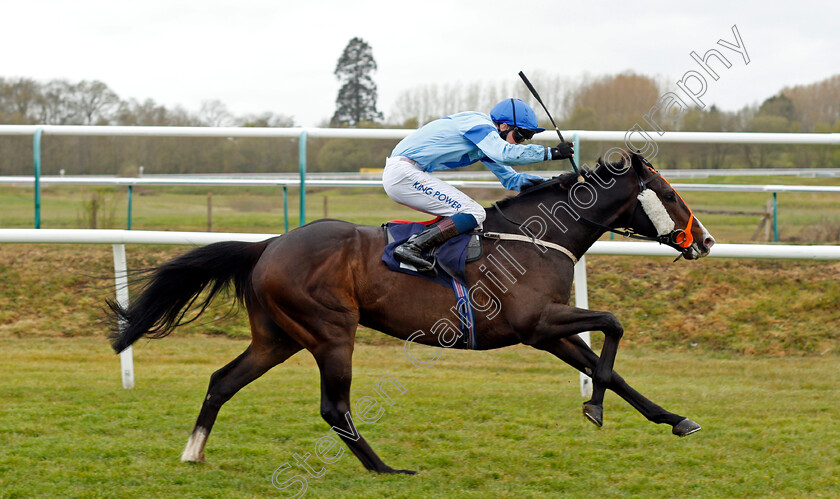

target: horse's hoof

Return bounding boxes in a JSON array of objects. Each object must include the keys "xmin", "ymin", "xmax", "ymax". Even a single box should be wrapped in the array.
[
  {"xmin": 582, "ymin": 402, "xmax": 603, "ymax": 427},
  {"xmin": 672, "ymin": 418, "xmax": 701, "ymax": 437}
]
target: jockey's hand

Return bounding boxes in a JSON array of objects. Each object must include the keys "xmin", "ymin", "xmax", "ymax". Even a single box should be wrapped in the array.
[
  {"xmin": 549, "ymin": 141, "xmax": 575, "ymax": 160},
  {"xmin": 518, "ymin": 173, "xmax": 547, "ymax": 191}
]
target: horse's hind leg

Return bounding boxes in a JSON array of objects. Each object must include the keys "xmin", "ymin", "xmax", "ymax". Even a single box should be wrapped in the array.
[
  {"xmin": 313, "ymin": 340, "xmax": 416, "ymax": 474},
  {"xmin": 181, "ymin": 309, "xmax": 303, "ymax": 462},
  {"xmin": 538, "ymin": 334, "xmax": 700, "ymax": 436}
]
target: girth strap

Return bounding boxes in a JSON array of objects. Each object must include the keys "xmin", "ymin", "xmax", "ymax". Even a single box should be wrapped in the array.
[{"xmin": 482, "ymin": 232, "xmax": 578, "ymax": 265}]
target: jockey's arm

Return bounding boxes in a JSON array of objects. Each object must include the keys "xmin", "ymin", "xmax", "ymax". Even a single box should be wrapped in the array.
[
  {"xmin": 466, "ymin": 128, "xmax": 546, "ymax": 191},
  {"xmin": 480, "ymin": 159, "xmax": 545, "ymax": 192}
]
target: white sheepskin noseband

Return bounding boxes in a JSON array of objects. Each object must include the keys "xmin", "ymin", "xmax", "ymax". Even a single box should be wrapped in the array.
[{"xmin": 637, "ymin": 189, "xmax": 675, "ymax": 236}]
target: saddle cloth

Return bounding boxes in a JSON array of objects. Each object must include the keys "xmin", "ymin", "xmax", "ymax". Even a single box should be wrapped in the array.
[
  {"xmin": 381, "ymin": 221, "xmax": 482, "ymax": 349},
  {"xmin": 381, "ymin": 222, "xmax": 481, "ymax": 288}
]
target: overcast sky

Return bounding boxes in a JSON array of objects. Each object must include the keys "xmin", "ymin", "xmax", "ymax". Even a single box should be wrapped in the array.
[{"xmin": 3, "ymin": 0, "xmax": 838, "ymax": 127}]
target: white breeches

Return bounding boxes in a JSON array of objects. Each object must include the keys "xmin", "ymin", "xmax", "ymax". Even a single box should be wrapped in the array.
[{"xmin": 382, "ymin": 156, "xmax": 486, "ymax": 225}]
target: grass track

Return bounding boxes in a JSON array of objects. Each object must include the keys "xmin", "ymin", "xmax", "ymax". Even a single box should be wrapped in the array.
[{"xmin": 1, "ymin": 337, "xmax": 839, "ymax": 498}]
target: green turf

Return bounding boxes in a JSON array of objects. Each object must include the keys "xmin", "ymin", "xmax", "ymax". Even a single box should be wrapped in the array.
[{"xmin": 0, "ymin": 337, "xmax": 838, "ymax": 498}]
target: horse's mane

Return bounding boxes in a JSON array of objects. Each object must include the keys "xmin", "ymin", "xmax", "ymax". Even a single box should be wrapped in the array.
[
  {"xmin": 494, "ymin": 160, "xmax": 625, "ymax": 208},
  {"xmin": 494, "ymin": 171, "xmax": 579, "ymax": 208}
]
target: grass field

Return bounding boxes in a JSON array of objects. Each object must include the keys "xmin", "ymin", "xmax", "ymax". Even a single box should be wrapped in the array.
[{"xmin": 0, "ymin": 337, "xmax": 838, "ymax": 498}]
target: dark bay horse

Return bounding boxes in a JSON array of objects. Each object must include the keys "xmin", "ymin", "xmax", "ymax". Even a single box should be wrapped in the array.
[{"xmin": 109, "ymin": 149, "xmax": 715, "ymax": 474}]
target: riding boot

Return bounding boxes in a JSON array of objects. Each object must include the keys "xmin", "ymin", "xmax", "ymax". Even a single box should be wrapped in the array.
[{"xmin": 394, "ymin": 217, "xmax": 460, "ymax": 272}]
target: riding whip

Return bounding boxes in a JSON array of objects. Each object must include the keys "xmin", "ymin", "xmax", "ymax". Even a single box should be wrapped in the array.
[{"xmin": 518, "ymin": 71, "xmax": 583, "ymax": 182}]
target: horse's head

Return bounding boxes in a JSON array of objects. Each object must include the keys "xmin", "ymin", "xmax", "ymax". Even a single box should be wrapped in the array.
[
  {"xmin": 491, "ymin": 150, "xmax": 714, "ymax": 261},
  {"xmin": 604, "ymin": 150, "xmax": 715, "ymax": 260}
]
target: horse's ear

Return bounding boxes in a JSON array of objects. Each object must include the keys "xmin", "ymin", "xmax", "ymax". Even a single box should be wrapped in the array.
[
  {"xmin": 627, "ymin": 149, "xmax": 646, "ymax": 175},
  {"xmin": 614, "ymin": 149, "xmax": 633, "ymax": 170}
]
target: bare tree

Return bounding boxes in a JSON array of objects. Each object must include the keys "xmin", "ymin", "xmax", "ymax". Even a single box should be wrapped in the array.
[
  {"xmin": 199, "ymin": 99, "xmax": 234, "ymax": 127},
  {"xmin": 782, "ymin": 74, "xmax": 840, "ymax": 131},
  {"xmin": 569, "ymin": 71, "xmax": 661, "ymax": 130},
  {"xmin": 75, "ymin": 80, "xmax": 120, "ymax": 125},
  {"xmin": 38, "ymin": 80, "xmax": 80, "ymax": 124},
  {"xmin": 238, "ymin": 112, "xmax": 294, "ymax": 127},
  {"xmin": 388, "ymin": 72, "xmax": 575, "ymax": 127}
]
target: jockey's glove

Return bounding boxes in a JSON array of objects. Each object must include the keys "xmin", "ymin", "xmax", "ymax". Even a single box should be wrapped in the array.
[{"xmin": 547, "ymin": 142, "xmax": 575, "ymax": 160}]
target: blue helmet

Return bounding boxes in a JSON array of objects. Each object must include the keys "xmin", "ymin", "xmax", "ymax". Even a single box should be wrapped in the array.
[{"xmin": 490, "ymin": 98, "xmax": 545, "ymax": 133}]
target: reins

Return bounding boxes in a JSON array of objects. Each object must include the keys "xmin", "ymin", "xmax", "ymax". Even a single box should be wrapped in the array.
[
  {"xmin": 482, "ymin": 231, "xmax": 578, "ymax": 264},
  {"xmin": 490, "ymin": 163, "xmax": 696, "ymax": 260}
]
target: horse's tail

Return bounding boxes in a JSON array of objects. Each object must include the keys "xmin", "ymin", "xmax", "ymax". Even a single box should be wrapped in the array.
[{"xmin": 108, "ymin": 238, "xmax": 273, "ymax": 353}]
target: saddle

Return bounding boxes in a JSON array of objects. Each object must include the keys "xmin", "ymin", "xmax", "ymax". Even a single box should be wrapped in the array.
[{"xmin": 383, "ymin": 224, "xmax": 483, "ymax": 264}]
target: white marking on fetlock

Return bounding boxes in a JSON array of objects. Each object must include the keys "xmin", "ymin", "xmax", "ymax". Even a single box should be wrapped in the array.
[{"xmin": 181, "ymin": 427, "xmax": 208, "ymax": 462}]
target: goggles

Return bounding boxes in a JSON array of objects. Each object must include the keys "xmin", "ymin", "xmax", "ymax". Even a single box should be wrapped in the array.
[{"xmin": 512, "ymin": 127, "xmax": 535, "ymax": 142}]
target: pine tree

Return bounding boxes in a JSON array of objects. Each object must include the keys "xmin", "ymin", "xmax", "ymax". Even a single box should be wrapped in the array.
[{"xmin": 332, "ymin": 37, "xmax": 383, "ymax": 127}]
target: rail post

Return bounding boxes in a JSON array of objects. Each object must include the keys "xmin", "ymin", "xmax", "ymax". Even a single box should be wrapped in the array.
[
  {"xmin": 127, "ymin": 185, "xmax": 133, "ymax": 230},
  {"xmin": 112, "ymin": 243, "xmax": 134, "ymax": 389},
  {"xmin": 282, "ymin": 186, "xmax": 289, "ymax": 233},
  {"xmin": 772, "ymin": 192, "xmax": 779, "ymax": 242},
  {"xmin": 33, "ymin": 128, "xmax": 43, "ymax": 228},
  {"xmin": 574, "ymin": 255, "xmax": 592, "ymax": 398},
  {"xmin": 299, "ymin": 130, "xmax": 307, "ymax": 226}
]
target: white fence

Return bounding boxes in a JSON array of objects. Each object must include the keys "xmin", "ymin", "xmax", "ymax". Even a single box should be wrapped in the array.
[
  {"xmin": 5, "ymin": 174, "xmax": 840, "ymax": 193},
  {"xmin": 3, "ymin": 228, "xmax": 839, "ymax": 394},
  {"xmin": 1, "ymin": 124, "xmax": 839, "ymax": 143},
  {"xmin": 5, "ymin": 228, "xmax": 840, "ymax": 258}
]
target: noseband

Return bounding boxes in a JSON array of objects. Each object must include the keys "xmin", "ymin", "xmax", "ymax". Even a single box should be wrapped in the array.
[{"xmin": 634, "ymin": 165, "xmax": 696, "ymax": 249}]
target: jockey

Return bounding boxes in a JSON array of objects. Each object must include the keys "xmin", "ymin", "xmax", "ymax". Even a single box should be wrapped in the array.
[{"xmin": 383, "ymin": 98, "xmax": 575, "ymax": 271}]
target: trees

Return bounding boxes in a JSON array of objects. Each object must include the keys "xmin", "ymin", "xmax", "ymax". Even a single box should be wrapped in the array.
[
  {"xmin": 331, "ymin": 37, "xmax": 383, "ymax": 127},
  {"xmin": 199, "ymin": 99, "xmax": 234, "ymax": 127},
  {"xmin": 782, "ymin": 74, "xmax": 840, "ymax": 131},
  {"xmin": 75, "ymin": 80, "xmax": 120, "ymax": 125},
  {"xmin": 568, "ymin": 72, "xmax": 662, "ymax": 130},
  {"xmin": 0, "ymin": 70, "xmax": 837, "ymax": 174},
  {"xmin": 389, "ymin": 73, "xmax": 575, "ymax": 127},
  {"xmin": 0, "ymin": 77, "xmax": 41, "ymax": 123}
]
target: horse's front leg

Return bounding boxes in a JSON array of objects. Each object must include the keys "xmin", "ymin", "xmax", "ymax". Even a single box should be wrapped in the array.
[
  {"xmin": 540, "ymin": 334, "xmax": 701, "ymax": 436},
  {"xmin": 520, "ymin": 304, "xmax": 624, "ymax": 427}
]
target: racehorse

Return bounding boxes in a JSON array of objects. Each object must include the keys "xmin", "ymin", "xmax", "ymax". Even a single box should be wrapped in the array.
[{"xmin": 108, "ymin": 149, "xmax": 715, "ymax": 474}]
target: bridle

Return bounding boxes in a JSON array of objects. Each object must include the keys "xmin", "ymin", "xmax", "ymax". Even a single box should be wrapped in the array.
[
  {"xmin": 492, "ymin": 162, "xmax": 696, "ymax": 253},
  {"xmin": 598, "ymin": 164, "xmax": 696, "ymax": 250},
  {"xmin": 637, "ymin": 163, "xmax": 695, "ymax": 249}
]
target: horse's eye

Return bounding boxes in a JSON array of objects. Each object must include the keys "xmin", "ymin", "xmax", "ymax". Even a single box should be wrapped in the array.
[{"xmin": 663, "ymin": 193, "xmax": 677, "ymax": 202}]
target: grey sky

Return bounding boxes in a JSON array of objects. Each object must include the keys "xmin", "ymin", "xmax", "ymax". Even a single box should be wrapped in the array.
[{"xmin": 3, "ymin": 0, "xmax": 838, "ymax": 126}]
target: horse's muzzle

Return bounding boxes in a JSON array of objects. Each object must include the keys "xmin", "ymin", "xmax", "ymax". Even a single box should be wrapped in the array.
[{"xmin": 682, "ymin": 233, "xmax": 715, "ymax": 260}]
